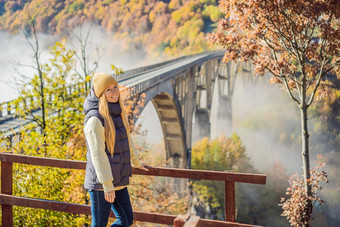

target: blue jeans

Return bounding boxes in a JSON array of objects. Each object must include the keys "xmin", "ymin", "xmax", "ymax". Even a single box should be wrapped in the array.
[{"xmin": 89, "ymin": 187, "xmax": 133, "ymax": 227}]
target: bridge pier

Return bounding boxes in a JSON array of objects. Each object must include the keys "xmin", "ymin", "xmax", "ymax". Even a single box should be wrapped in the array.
[
  {"xmin": 193, "ymin": 109, "xmax": 210, "ymax": 142},
  {"xmin": 215, "ymin": 96, "xmax": 232, "ymax": 137}
]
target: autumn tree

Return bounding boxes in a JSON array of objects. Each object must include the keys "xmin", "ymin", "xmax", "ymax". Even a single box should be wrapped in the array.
[
  {"xmin": 16, "ymin": 14, "xmax": 48, "ymax": 136},
  {"xmin": 208, "ymin": 0, "xmax": 339, "ymax": 225},
  {"xmin": 1, "ymin": 14, "xmax": 91, "ymax": 225},
  {"xmin": 2, "ymin": 40, "xmax": 89, "ymax": 226},
  {"xmin": 191, "ymin": 134, "xmax": 253, "ymax": 219}
]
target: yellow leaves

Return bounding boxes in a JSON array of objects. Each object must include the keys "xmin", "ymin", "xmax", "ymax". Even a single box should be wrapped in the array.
[
  {"xmin": 171, "ymin": 10, "xmax": 182, "ymax": 24},
  {"xmin": 190, "ymin": 134, "xmax": 250, "ymax": 218},
  {"xmin": 169, "ymin": 0, "xmax": 181, "ymax": 10},
  {"xmin": 8, "ymin": 91, "xmax": 88, "ymax": 223},
  {"xmin": 149, "ymin": 11, "xmax": 156, "ymax": 23},
  {"xmin": 13, "ymin": 161, "xmax": 88, "ymax": 225},
  {"xmin": 111, "ymin": 64, "xmax": 124, "ymax": 75},
  {"xmin": 192, "ymin": 134, "xmax": 248, "ymax": 172},
  {"xmin": 154, "ymin": 1, "xmax": 166, "ymax": 13},
  {"xmin": 202, "ymin": 5, "xmax": 222, "ymax": 22},
  {"xmin": 171, "ymin": 1, "xmax": 200, "ymax": 25},
  {"xmin": 85, "ymin": 75, "xmax": 91, "ymax": 82},
  {"xmin": 315, "ymin": 85, "xmax": 330, "ymax": 101},
  {"xmin": 176, "ymin": 16, "xmax": 205, "ymax": 47}
]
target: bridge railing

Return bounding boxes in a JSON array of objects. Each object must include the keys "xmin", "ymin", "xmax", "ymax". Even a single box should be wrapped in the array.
[
  {"xmin": 114, "ymin": 50, "xmax": 224, "ymax": 82},
  {"xmin": 0, "ymin": 152, "xmax": 266, "ymax": 227}
]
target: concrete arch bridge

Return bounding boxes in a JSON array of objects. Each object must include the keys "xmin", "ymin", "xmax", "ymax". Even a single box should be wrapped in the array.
[{"xmin": 0, "ymin": 51, "xmax": 253, "ymax": 169}]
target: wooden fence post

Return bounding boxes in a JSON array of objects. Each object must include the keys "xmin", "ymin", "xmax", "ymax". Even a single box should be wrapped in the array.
[
  {"xmin": 1, "ymin": 161, "xmax": 13, "ymax": 227},
  {"xmin": 174, "ymin": 214, "xmax": 189, "ymax": 227},
  {"xmin": 225, "ymin": 181, "xmax": 236, "ymax": 222}
]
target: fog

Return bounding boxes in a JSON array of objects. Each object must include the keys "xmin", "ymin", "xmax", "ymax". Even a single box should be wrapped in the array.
[
  {"xmin": 0, "ymin": 24, "xmax": 167, "ymax": 103},
  {"xmin": 230, "ymin": 75, "xmax": 302, "ymax": 173}
]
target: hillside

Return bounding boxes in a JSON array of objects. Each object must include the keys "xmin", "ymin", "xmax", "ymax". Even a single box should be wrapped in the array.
[{"xmin": 0, "ymin": 0, "xmax": 222, "ymax": 57}]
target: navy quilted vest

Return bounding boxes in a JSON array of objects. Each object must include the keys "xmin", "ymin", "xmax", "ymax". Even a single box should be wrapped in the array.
[{"xmin": 83, "ymin": 88, "xmax": 132, "ymax": 190}]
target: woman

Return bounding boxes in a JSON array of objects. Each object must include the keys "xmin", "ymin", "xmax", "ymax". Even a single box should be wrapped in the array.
[{"xmin": 83, "ymin": 72, "xmax": 148, "ymax": 227}]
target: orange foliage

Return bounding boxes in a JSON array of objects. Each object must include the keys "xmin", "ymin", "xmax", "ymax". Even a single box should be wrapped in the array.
[
  {"xmin": 279, "ymin": 155, "xmax": 328, "ymax": 227},
  {"xmin": 0, "ymin": 0, "xmax": 222, "ymax": 57},
  {"xmin": 208, "ymin": 0, "xmax": 340, "ymax": 96}
]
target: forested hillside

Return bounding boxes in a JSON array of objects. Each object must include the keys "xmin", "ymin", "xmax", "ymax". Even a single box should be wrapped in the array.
[{"xmin": 0, "ymin": 0, "xmax": 221, "ymax": 57}]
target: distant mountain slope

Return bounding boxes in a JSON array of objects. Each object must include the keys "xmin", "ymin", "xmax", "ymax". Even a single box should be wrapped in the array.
[{"xmin": 0, "ymin": 0, "xmax": 222, "ymax": 57}]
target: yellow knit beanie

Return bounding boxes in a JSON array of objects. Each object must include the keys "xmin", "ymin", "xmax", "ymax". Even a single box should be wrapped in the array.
[{"xmin": 92, "ymin": 73, "xmax": 118, "ymax": 98}]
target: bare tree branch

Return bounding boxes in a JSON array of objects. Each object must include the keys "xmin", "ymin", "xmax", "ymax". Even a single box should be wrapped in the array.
[
  {"xmin": 72, "ymin": 23, "xmax": 100, "ymax": 94},
  {"xmin": 282, "ymin": 76, "xmax": 300, "ymax": 106},
  {"xmin": 307, "ymin": 58, "xmax": 327, "ymax": 107}
]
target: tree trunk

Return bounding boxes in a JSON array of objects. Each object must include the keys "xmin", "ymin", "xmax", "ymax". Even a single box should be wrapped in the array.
[
  {"xmin": 39, "ymin": 73, "xmax": 46, "ymax": 131},
  {"xmin": 300, "ymin": 105, "xmax": 312, "ymax": 226}
]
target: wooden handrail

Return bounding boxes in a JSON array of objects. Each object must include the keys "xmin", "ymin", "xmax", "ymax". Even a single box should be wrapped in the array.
[
  {"xmin": 0, "ymin": 152, "xmax": 266, "ymax": 226},
  {"xmin": 0, "ymin": 153, "xmax": 266, "ymax": 184},
  {"xmin": 0, "ymin": 194, "xmax": 257, "ymax": 227}
]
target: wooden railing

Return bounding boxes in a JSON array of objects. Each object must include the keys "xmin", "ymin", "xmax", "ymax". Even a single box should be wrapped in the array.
[{"xmin": 0, "ymin": 152, "xmax": 266, "ymax": 227}]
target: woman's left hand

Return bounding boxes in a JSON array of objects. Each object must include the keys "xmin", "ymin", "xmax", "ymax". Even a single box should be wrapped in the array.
[{"xmin": 139, "ymin": 163, "xmax": 149, "ymax": 171}]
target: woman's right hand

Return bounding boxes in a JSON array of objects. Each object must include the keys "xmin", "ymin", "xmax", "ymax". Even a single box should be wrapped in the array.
[{"xmin": 105, "ymin": 190, "xmax": 116, "ymax": 203}]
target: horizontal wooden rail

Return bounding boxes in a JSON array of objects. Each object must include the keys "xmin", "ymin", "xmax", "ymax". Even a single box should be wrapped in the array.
[
  {"xmin": 0, "ymin": 152, "xmax": 266, "ymax": 226},
  {"xmin": 0, "ymin": 194, "xmax": 260, "ymax": 227},
  {"xmin": 0, "ymin": 153, "xmax": 266, "ymax": 184},
  {"xmin": 0, "ymin": 152, "xmax": 86, "ymax": 170}
]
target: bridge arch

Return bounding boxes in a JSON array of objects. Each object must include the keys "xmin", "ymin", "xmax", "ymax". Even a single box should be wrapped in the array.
[
  {"xmin": 136, "ymin": 78, "xmax": 188, "ymax": 168},
  {"xmin": 151, "ymin": 92, "xmax": 187, "ymax": 169}
]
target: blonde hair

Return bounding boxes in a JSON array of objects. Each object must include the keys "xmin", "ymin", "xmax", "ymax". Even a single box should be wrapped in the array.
[{"xmin": 98, "ymin": 94, "xmax": 131, "ymax": 157}]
